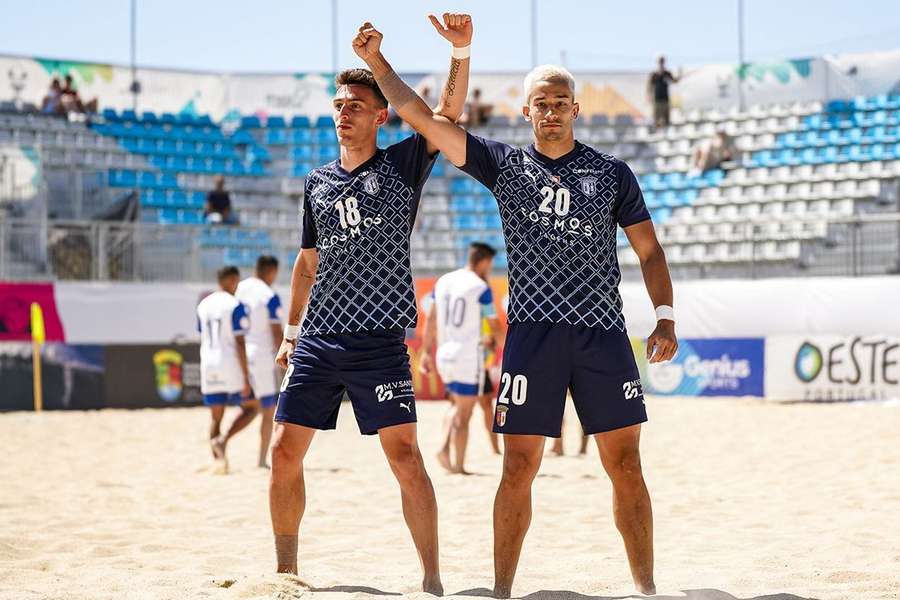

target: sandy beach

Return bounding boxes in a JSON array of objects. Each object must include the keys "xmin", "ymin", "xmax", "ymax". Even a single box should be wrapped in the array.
[{"xmin": 1, "ymin": 397, "xmax": 898, "ymax": 600}]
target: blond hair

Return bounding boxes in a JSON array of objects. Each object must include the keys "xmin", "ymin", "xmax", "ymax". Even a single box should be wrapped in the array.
[{"xmin": 523, "ymin": 64, "xmax": 576, "ymax": 102}]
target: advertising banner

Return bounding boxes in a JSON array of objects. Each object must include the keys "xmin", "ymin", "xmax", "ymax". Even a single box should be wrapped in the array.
[
  {"xmin": 636, "ymin": 338, "xmax": 765, "ymax": 397},
  {"xmin": 766, "ymin": 335, "xmax": 900, "ymax": 402},
  {"xmin": 0, "ymin": 282, "xmax": 66, "ymax": 342},
  {"xmin": 0, "ymin": 342, "xmax": 104, "ymax": 410},
  {"xmin": 103, "ymin": 344, "xmax": 202, "ymax": 408}
]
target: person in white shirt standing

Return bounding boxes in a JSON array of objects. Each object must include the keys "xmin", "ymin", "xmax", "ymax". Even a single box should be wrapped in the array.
[
  {"xmin": 421, "ymin": 242, "xmax": 503, "ymax": 474},
  {"xmin": 196, "ymin": 265, "xmax": 258, "ymax": 473},
  {"xmin": 236, "ymin": 255, "xmax": 284, "ymax": 468}
]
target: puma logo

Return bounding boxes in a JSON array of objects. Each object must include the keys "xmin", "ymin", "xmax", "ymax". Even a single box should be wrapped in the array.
[{"xmin": 399, "ymin": 402, "xmax": 412, "ymax": 414}]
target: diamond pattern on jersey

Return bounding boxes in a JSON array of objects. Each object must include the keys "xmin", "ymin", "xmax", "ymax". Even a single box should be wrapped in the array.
[
  {"xmin": 494, "ymin": 145, "xmax": 627, "ymax": 330},
  {"xmin": 301, "ymin": 155, "xmax": 418, "ymax": 336}
]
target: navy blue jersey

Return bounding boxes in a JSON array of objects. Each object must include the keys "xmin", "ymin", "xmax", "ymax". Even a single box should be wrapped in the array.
[
  {"xmin": 461, "ymin": 133, "xmax": 650, "ymax": 330},
  {"xmin": 300, "ymin": 134, "xmax": 436, "ymax": 336}
]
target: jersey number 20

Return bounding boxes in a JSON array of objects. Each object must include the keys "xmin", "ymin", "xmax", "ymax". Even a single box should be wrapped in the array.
[{"xmin": 538, "ymin": 186, "xmax": 571, "ymax": 217}]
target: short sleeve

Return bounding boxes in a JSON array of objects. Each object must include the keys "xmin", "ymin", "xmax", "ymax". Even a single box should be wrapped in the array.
[
  {"xmin": 614, "ymin": 161, "xmax": 651, "ymax": 228},
  {"xmin": 460, "ymin": 132, "xmax": 515, "ymax": 190},
  {"xmin": 478, "ymin": 287, "xmax": 497, "ymax": 319},
  {"xmin": 300, "ymin": 179, "xmax": 317, "ymax": 249},
  {"xmin": 386, "ymin": 133, "xmax": 437, "ymax": 191},
  {"xmin": 232, "ymin": 303, "xmax": 249, "ymax": 335},
  {"xmin": 267, "ymin": 294, "xmax": 283, "ymax": 323}
]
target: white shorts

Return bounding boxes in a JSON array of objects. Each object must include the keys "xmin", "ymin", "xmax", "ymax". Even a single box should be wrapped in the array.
[
  {"xmin": 436, "ymin": 341, "xmax": 484, "ymax": 395},
  {"xmin": 248, "ymin": 353, "xmax": 278, "ymax": 400}
]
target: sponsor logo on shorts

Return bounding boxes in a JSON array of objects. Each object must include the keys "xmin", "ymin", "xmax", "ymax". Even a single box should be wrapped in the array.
[
  {"xmin": 399, "ymin": 401, "xmax": 412, "ymax": 414},
  {"xmin": 623, "ymin": 378, "xmax": 643, "ymax": 401},
  {"xmin": 496, "ymin": 404, "xmax": 509, "ymax": 427},
  {"xmin": 375, "ymin": 379, "xmax": 414, "ymax": 403}
]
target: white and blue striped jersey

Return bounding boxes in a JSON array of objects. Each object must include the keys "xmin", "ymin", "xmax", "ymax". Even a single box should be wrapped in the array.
[
  {"xmin": 196, "ymin": 290, "xmax": 249, "ymax": 393},
  {"xmin": 235, "ymin": 276, "xmax": 282, "ymax": 362},
  {"xmin": 432, "ymin": 268, "xmax": 496, "ymax": 347},
  {"xmin": 299, "ymin": 134, "xmax": 436, "ymax": 336},
  {"xmin": 461, "ymin": 134, "xmax": 650, "ymax": 331}
]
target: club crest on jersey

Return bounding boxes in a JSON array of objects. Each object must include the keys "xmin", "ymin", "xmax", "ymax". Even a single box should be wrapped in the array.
[
  {"xmin": 580, "ymin": 176, "xmax": 598, "ymax": 198},
  {"xmin": 362, "ymin": 172, "xmax": 380, "ymax": 195},
  {"xmin": 496, "ymin": 405, "xmax": 509, "ymax": 427}
]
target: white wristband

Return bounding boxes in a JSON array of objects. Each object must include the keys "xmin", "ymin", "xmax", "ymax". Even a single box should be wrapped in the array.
[
  {"xmin": 655, "ymin": 305, "xmax": 675, "ymax": 322},
  {"xmin": 284, "ymin": 324, "xmax": 299, "ymax": 340},
  {"xmin": 451, "ymin": 45, "xmax": 471, "ymax": 60}
]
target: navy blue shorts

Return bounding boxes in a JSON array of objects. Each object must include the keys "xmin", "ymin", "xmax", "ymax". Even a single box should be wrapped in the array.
[
  {"xmin": 494, "ymin": 323, "xmax": 647, "ymax": 437},
  {"xmin": 275, "ymin": 329, "xmax": 417, "ymax": 435}
]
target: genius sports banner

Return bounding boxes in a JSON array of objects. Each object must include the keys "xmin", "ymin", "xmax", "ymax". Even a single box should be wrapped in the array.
[
  {"xmin": 766, "ymin": 335, "xmax": 900, "ymax": 402},
  {"xmin": 636, "ymin": 337, "xmax": 766, "ymax": 397}
]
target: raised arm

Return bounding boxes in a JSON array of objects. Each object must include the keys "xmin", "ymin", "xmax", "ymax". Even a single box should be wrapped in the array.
[
  {"xmin": 428, "ymin": 13, "xmax": 472, "ymax": 123},
  {"xmin": 352, "ymin": 22, "xmax": 468, "ymax": 166},
  {"xmin": 275, "ymin": 248, "xmax": 319, "ymax": 368}
]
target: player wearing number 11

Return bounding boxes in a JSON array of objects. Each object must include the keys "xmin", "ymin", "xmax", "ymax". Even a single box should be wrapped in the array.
[{"xmin": 356, "ymin": 22, "xmax": 678, "ymax": 597}]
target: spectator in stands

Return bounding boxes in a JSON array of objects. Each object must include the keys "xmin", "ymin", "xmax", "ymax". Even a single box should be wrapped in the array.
[
  {"xmin": 461, "ymin": 88, "xmax": 492, "ymax": 128},
  {"xmin": 60, "ymin": 74, "xmax": 98, "ymax": 115},
  {"xmin": 205, "ymin": 175, "xmax": 238, "ymax": 225},
  {"xmin": 689, "ymin": 129, "xmax": 737, "ymax": 176},
  {"xmin": 647, "ymin": 56, "xmax": 680, "ymax": 129},
  {"xmin": 41, "ymin": 79, "xmax": 64, "ymax": 115}
]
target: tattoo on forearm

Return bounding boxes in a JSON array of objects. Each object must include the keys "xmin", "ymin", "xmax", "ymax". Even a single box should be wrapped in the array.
[{"xmin": 446, "ymin": 58, "xmax": 461, "ymax": 97}]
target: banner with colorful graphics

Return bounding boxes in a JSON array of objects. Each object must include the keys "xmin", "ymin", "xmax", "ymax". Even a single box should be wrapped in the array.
[
  {"xmin": 635, "ymin": 337, "xmax": 766, "ymax": 397},
  {"xmin": 0, "ymin": 282, "xmax": 66, "ymax": 342},
  {"xmin": 3, "ymin": 48, "xmax": 900, "ymax": 120},
  {"xmin": 766, "ymin": 335, "xmax": 900, "ymax": 402}
]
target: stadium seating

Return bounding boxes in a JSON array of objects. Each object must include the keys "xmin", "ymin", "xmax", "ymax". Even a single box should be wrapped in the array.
[{"xmin": 3, "ymin": 93, "xmax": 899, "ymax": 280}]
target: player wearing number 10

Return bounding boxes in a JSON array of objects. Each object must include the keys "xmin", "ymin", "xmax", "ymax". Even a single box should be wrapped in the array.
[
  {"xmin": 268, "ymin": 13, "xmax": 475, "ymax": 593},
  {"xmin": 357, "ymin": 21, "xmax": 678, "ymax": 597}
]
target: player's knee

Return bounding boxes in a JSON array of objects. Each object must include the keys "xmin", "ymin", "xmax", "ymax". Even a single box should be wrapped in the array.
[
  {"xmin": 270, "ymin": 436, "xmax": 303, "ymax": 472},
  {"xmin": 501, "ymin": 448, "xmax": 540, "ymax": 485},
  {"xmin": 605, "ymin": 450, "xmax": 644, "ymax": 484},
  {"xmin": 385, "ymin": 442, "xmax": 425, "ymax": 482}
]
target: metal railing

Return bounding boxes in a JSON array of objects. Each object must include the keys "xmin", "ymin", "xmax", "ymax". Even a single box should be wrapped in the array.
[{"xmin": 1, "ymin": 214, "xmax": 899, "ymax": 283}]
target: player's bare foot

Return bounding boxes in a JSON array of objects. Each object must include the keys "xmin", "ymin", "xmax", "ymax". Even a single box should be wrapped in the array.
[
  {"xmin": 211, "ymin": 437, "xmax": 228, "ymax": 474},
  {"xmin": 636, "ymin": 581, "xmax": 656, "ymax": 595},
  {"xmin": 258, "ymin": 461, "xmax": 271, "ymax": 470},
  {"xmin": 451, "ymin": 466, "xmax": 471, "ymax": 475},
  {"xmin": 493, "ymin": 585, "xmax": 511, "ymax": 598},
  {"xmin": 422, "ymin": 576, "xmax": 443, "ymax": 596},
  {"xmin": 436, "ymin": 449, "xmax": 452, "ymax": 473}
]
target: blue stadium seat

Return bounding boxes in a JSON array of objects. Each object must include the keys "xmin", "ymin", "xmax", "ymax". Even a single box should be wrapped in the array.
[
  {"xmin": 102, "ymin": 108, "xmax": 120, "ymax": 122},
  {"xmin": 266, "ymin": 129, "xmax": 289, "ymax": 145},
  {"xmin": 493, "ymin": 253, "xmax": 508, "ymax": 269},
  {"xmin": 450, "ymin": 196, "xmax": 477, "ymax": 212},
  {"xmin": 291, "ymin": 146, "xmax": 314, "ymax": 160},
  {"xmin": 141, "ymin": 111, "xmax": 159, "ymax": 123},
  {"xmin": 316, "ymin": 128, "xmax": 334, "ymax": 143},
  {"xmin": 231, "ymin": 130, "xmax": 255, "ymax": 145},
  {"xmin": 484, "ymin": 214, "xmax": 503, "ymax": 229},
  {"xmin": 292, "ymin": 129, "xmax": 314, "ymax": 143},
  {"xmin": 291, "ymin": 115, "xmax": 311, "ymax": 128},
  {"xmin": 241, "ymin": 115, "xmax": 262, "ymax": 129},
  {"xmin": 315, "ymin": 116, "xmax": 332, "ymax": 128},
  {"xmin": 122, "ymin": 109, "xmax": 138, "ymax": 122},
  {"xmin": 453, "ymin": 214, "xmax": 484, "ymax": 230},
  {"xmin": 267, "ymin": 115, "xmax": 287, "ymax": 128}
]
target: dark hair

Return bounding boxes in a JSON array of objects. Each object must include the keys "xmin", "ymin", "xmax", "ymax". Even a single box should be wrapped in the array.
[
  {"xmin": 256, "ymin": 254, "xmax": 279, "ymax": 274},
  {"xmin": 468, "ymin": 242, "xmax": 497, "ymax": 265},
  {"xmin": 335, "ymin": 68, "xmax": 388, "ymax": 108},
  {"xmin": 217, "ymin": 265, "xmax": 240, "ymax": 281}
]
